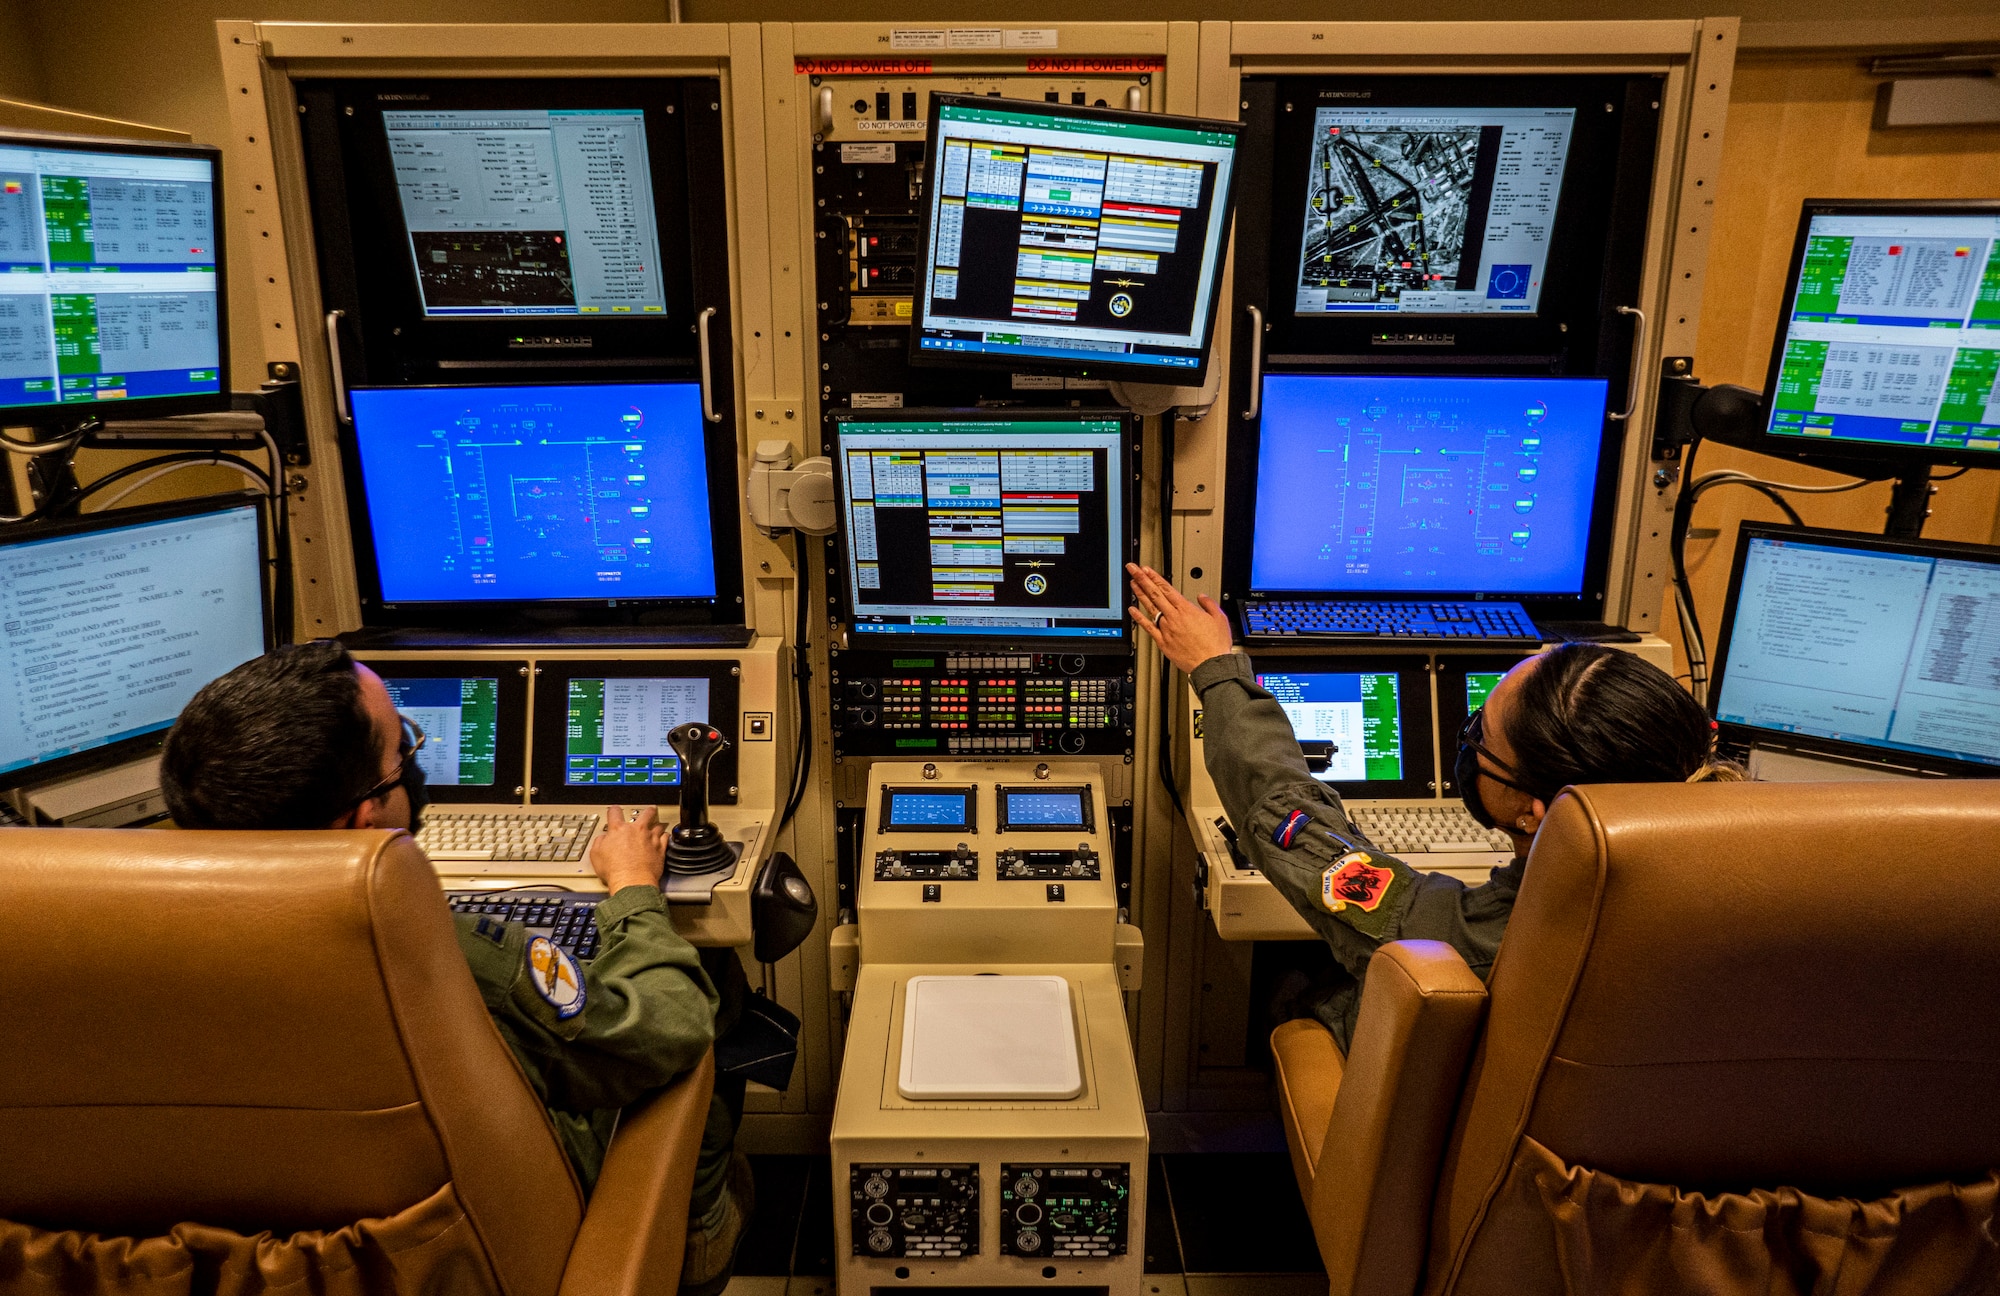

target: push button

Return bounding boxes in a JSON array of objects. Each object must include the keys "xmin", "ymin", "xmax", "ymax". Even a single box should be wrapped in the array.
[
  {"xmin": 1046, "ymin": 883, "xmax": 1065, "ymax": 903},
  {"xmin": 923, "ymin": 884, "xmax": 942, "ymax": 903}
]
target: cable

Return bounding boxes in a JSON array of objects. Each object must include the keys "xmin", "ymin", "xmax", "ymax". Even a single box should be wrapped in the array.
[
  {"xmin": 0, "ymin": 427, "xmax": 90, "ymax": 457},
  {"xmin": 777, "ymin": 529, "xmax": 814, "ymax": 834},
  {"xmin": 1933, "ymin": 465, "xmax": 1974, "ymax": 482},
  {"xmin": 1155, "ymin": 413, "xmax": 1187, "ymax": 822},
  {"xmin": 3, "ymin": 451, "xmax": 272, "ymax": 527},
  {"xmin": 91, "ymin": 459, "xmax": 269, "ymax": 511}
]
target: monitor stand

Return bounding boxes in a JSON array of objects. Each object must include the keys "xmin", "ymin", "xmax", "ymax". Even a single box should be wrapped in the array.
[
  {"xmin": 340, "ymin": 624, "xmax": 755, "ymax": 650},
  {"xmin": 18, "ymin": 756, "xmax": 170, "ymax": 827}
]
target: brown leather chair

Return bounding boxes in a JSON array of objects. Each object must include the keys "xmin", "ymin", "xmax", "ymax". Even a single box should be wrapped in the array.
[
  {"xmin": 0, "ymin": 828, "xmax": 714, "ymax": 1295},
  {"xmin": 1272, "ymin": 780, "xmax": 2000, "ymax": 1296}
]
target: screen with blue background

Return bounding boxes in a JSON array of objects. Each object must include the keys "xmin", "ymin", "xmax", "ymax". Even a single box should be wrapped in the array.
[
  {"xmin": 1002, "ymin": 791, "xmax": 1085, "ymax": 827},
  {"xmin": 1249, "ymin": 374, "xmax": 1608, "ymax": 595},
  {"xmin": 349, "ymin": 383, "xmax": 716, "ymax": 604},
  {"xmin": 886, "ymin": 791, "xmax": 973, "ymax": 829}
]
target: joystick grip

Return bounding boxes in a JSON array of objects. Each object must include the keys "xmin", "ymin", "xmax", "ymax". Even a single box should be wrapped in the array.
[{"xmin": 668, "ymin": 721, "xmax": 728, "ymax": 830}]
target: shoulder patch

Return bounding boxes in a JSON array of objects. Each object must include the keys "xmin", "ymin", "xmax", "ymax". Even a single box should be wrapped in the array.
[
  {"xmin": 1272, "ymin": 809, "xmax": 1312, "ymax": 849},
  {"xmin": 473, "ymin": 916, "xmax": 507, "ymax": 946},
  {"xmin": 1322, "ymin": 852, "xmax": 1395, "ymax": 914},
  {"xmin": 526, "ymin": 936, "xmax": 587, "ymax": 1020}
]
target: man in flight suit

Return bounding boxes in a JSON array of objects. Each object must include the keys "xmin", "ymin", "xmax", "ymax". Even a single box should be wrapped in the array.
[{"xmin": 159, "ymin": 640, "xmax": 752, "ymax": 1296}]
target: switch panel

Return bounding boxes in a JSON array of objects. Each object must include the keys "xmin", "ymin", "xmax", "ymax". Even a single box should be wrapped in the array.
[
  {"xmin": 875, "ymin": 846, "xmax": 980, "ymax": 881},
  {"xmin": 851, "ymin": 1164, "xmax": 980, "ymax": 1258},
  {"xmin": 997, "ymin": 847, "xmax": 1101, "ymax": 880},
  {"xmin": 834, "ymin": 649, "xmax": 1133, "ymax": 758},
  {"xmin": 999, "ymin": 1164, "xmax": 1129, "ymax": 1258}
]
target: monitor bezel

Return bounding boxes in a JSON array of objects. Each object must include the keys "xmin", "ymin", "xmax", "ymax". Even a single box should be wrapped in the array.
[
  {"xmin": 1232, "ymin": 73, "xmax": 1663, "ymax": 365},
  {"xmin": 0, "ymin": 128, "xmax": 230, "ymax": 428},
  {"xmin": 1710, "ymin": 522, "xmax": 2000, "ymax": 779},
  {"xmin": 1242, "ymin": 652, "xmax": 1438, "ymax": 800},
  {"xmin": 995, "ymin": 783, "xmax": 1096, "ymax": 834},
  {"xmin": 825, "ymin": 406, "xmax": 1140, "ymax": 652},
  {"xmin": 340, "ymin": 379, "xmax": 745, "ymax": 631},
  {"xmin": 1432, "ymin": 651, "xmax": 1539, "ymax": 798},
  {"xmin": 528, "ymin": 658, "xmax": 742, "ymax": 806},
  {"xmin": 906, "ymin": 93, "xmax": 1243, "ymax": 386},
  {"xmin": 878, "ymin": 784, "xmax": 978, "ymax": 834},
  {"xmin": 1754, "ymin": 199, "xmax": 2000, "ymax": 475},
  {"xmin": 1220, "ymin": 372, "xmax": 1621, "ymax": 618},
  {"xmin": 0, "ymin": 491, "xmax": 272, "ymax": 792},
  {"xmin": 359, "ymin": 656, "xmax": 530, "ymax": 804}
]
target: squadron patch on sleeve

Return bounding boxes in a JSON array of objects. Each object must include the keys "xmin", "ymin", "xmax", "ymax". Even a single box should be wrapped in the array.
[
  {"xmin": 1272, "ymin": 809, "xmax": 1312, "ymax": 849},
  {"xmin": 1322, "ymin": 852, "xmax": 1396, "ymax": 914},
  {"xmin": 526, "ymin": 935, "xmax": 586, "ymax": 1021}
]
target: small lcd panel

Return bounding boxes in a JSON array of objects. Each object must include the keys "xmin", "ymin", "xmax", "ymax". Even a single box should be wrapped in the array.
[
  {"xmin": 1244, "ymin": 374, "xmax": 1611, "ymax": 601},
  {"xmin": 1466, "ymin": 671, "xmax": 1505, "ymax": 711},
  {"xmin": 1256, "ymin": 670, "xmax": 1407, "ymax": 784},
  {"xmin": 1763, "ymin": 205, "xmax": 2000, "ymax": 460},
  {"xmin": 997, "ymin": 786, "xmax": 1095, "ymax": 833},
  {"xmin": 1294, "ymin": 106, "xmax": 1574, "ymax": 317},
  {"xmin": 382, "ymin": 676, "xmax": 501, "ymax": 787},
  {"xmin": 913, "ymin": 95, "xmax": 1242, "ymax": 381},
  {"xmin": 564, "ymin": 677, "xmax": 710, "ymax": 788},
  {"xmin": 881, "ymin": 787, "xmax": 976, "ymax": 832}
]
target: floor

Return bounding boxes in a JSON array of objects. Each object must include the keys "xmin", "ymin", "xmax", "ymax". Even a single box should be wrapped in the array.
[{"xmin": 722, "ymin": 1152, "xmax": 1325, "ymax": 1295}]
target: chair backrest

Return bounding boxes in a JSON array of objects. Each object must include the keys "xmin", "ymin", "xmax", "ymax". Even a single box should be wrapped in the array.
[
  {"xmin": 0, "ymin": 828, "xmax": 584, "ymax": 1296},
  {"xmin": 1425, "ymin": 779, "xmax": 2000, "ymax": 1294}
]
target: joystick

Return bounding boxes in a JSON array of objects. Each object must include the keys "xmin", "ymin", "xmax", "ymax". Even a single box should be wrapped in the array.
[{"xmin": 665, "ymin": 721, "xmax": 738, "ymax": 875}]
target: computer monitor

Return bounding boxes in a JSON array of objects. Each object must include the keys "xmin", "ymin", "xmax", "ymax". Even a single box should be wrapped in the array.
[
  {"xmin": 0, "ymin": 494, "xmax": 269, "ymax": 788},
  {"xmin": 528, "ymin": 659, "xmax": 741, "ymax": 805},
  {"xmin": 1226, "ymin": 374, "xmax": 1615, "ymax": 616},
  {"xmin": 829, "ymin": 409, "xmax": 1137, "ymax": 645},
  {"xmin": 1757, "ymin": 200, "xmax": 2000, "ymax": 471},
  {"xmin": 1710, "ymin": 524, "xmax": 2000, "ymax": 777},
  {"xmin": 371, "ymin": 658, "xmax": 528, "ymax": 804},
  {"xmin": 1247, "ymin": 654, "xmax": 1435, "ymax": 798},
  {"xmin": 342, "ymin": 381, "xmax": 743, "ymax": 628},
  {"xmin": 910, "ymin": 95, "xmax": 1242, "ymax": 383},
  {"xmin": 0, "ymin": 130, "xmax": 227, "ymax": 425}
]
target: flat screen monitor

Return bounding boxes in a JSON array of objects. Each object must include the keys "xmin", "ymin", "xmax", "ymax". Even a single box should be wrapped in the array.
[
  {"xmin": 371, "ymin": 657, "xmax": 528, "ymax": 803},
  {"xmin": 880, "ymin": 786, "xmax": 976, "ymax": 833},
  {"xmin": 830, "ymin": 410, "xmax": 1136, "ymax": 645},
  {"xmin": 1760, "ymin": 201, "xmax": 2000, "ymax": 469},
  {"xmin": 0, "ymin": 495, "xmax": 269, "ymax": 787},
  {"xmin": 911, "ymin": 95, "xmax": 1242, "ymax": 382},
  {"xmin": 527, "ymin": 659, "xmax": 739, "ymax": 805},
  {"xmin": 1232, "ymin": 374, "xmax": 1613, "ymax": 611},
  {"xmin": 1711, "ymin": 525, "xmax": 2000, "ymax": 776},
  {"xmin": 0, "ymin": 131, "xmax": 226, "ymax": 424},
  {"xmin": 1247, "ymin": 655, "xmax": 1434, "ymax": 798},
  {"xmin": 996, "ymin": 785, "xmax": 1095, "ymax": 833},
  {"xmin": 343, "ymin": 381, "xmax": 742, "ymax": 627}
]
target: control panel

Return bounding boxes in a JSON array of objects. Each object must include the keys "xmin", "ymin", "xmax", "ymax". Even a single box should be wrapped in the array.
[
  {"xmin": 875, "ymin": 846, "xmax": 979, "ymax": 881},
  {"xmin": 833, "ymin": 649, "xmax": 1134, "ymax": 758},
  {"xmin": 997, "ymin": 847, "xmax": 1099, "ymax": 880},
  {"xmin": 999, "ymin": 1164, "xmax": 1130, "ymax": 1259},
  {"xmin": 850, "ymin": 1164, "xmax": 980, "ymax": 1258}
]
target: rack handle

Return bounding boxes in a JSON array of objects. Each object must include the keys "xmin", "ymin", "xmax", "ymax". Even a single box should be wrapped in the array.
[
  {"xmin": 1242, "ymin": 305, "xmax": 1264, "ymax": 422},
  {"xmin": 324, "ymin": 309, "xmax": 349, "ymax": 422},
  {"xmin": 1608, "ymin": 304, "xmax": 1647, "ymax": 422},
  {"xmin": 697, "ymin": 306, "xmax": 723, "ymax": 424}
]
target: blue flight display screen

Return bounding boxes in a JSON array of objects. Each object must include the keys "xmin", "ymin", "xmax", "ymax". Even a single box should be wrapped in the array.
[
  {"xmin": 1002, "ymin": 790, "xmax": 1085, "ymax": 827},
  {"xmin": 1249, "ymin": 374, "xmax": 1608, "ymax": 595},
  {"xmin": 349, "ymin": 382, "xmax": 716, "ymax": 605},
  {"xmin": 885, "ymin": 790, "xmax": 972, "ymax": 829}
]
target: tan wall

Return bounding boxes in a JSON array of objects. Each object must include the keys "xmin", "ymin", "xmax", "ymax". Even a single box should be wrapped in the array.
[{"xmin": 1664, "ymin": 53, "xmax": 2000, "ymax": 678}]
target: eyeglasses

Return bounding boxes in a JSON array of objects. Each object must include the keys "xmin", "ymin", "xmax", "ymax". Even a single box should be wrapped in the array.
[
  {"xmin": 346, "ymin": 713, "xmax": 426, "ymax": 811},
  {"xmin": 1459, "ymin": 706, "xmax": 1540, "ymax": 798}
]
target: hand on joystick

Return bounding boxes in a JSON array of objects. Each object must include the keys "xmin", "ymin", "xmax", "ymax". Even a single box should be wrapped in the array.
[{"xmin": 665, "ymin": 721, "xmax": 736, "ymax": 875}]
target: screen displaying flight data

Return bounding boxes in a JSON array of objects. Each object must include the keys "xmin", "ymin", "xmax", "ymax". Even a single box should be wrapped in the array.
[
  {"xmin": 1767, "ymin": 211, "xmax": 2000, "ymax": 456},
  {"xmin": 563, "ymin": 677, "xmax": 709, "ymax": 787},
  {"xmin": 835, "ymin": 417, "xmax": 1127, "ymax": 640},
  {"xmin": 915, "ymin": 98, "xmax": 1240, "ymax": 375},
  {"xmin": 884, "ymin": 789, "xmax": 975, "ymax": 831},
  {"xmin": 1256, "ymin": 671, "xmax": 1404, "ymax": 783},
  {"xmin": 348, "ymin": 383, "xmax": 716, "ymax": 605},
  {"xmin": 382, "ymin": 108, "xmax": 667, "ymax": 318},
  {"xmin": 1466, "ymin": 671, "xmax": 1505, "ymax": 712},
  {"xmin": 380, "ymin": 675, "xmax": 499, "ymax": 787},
  {"xmin": 1000, "ymin": 789, "xmax": 1087, "ymax": 828},
  {"xmin": 1295, "ymin": 107, "xmax": 1574, "ymax": 317},
  {"xmin": 1249, "ymin": 374, "xmax": 1608, "ymax": 595},
  {"xmin": 1715, "ymin": 533, "xmax": 2000, "ymax": 770},
  {"xmin": 0, "ymin": 140, "xmax": 221, "ymax": 412},
  {"xmin": 0, "ymin": 503, "xmax": 265, "ymax": 779}
]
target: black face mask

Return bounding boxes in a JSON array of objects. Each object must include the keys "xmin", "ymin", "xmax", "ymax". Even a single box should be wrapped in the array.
[
  {"xmin": 400, "ymin": 749, "xmax": 430, "ymax": 839},
  {"xmin": 1456, "ymin": 708, "xmax": 1539, "ymax": 833}
]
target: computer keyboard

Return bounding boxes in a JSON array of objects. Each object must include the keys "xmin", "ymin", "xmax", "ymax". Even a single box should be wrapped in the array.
[
  {"xmin": 1241, "ymin": 600, "xmax": 1540, "ymax": 641},
  {"xmin": 418, "ymin": 812, "xmax": 599, "ymax": 863},
  {"xmin": 1346, "ymin": 803, "xmax": 1515, "ymax": 856},
  {"xmin": 446, "ymin": 890, "xmax": 608, "ymax": 960}
]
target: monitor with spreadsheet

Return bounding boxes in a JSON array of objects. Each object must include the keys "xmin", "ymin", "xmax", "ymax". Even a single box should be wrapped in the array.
[
  {"xmin": 0, "ymin": 495, "xmax": 268, "ymax": 787},
  {"xmin": 1711, "ymin": 525, "xmax": 2000, "ymax": 776},
  {"xmin": 343, "ymin": 381, "xmax": 742, "ymax": 627},
  {"xmin": 527, "ymin": 659, "xmax": 739, "ymax": 805},
  {"xmin": 371, "ymin": 658, "xmax": 528, "ymax": 802},
  {"xmin": 0, "ymin": 130, "xmax": 226, "ymax": 424},
  {"xmin": 830, "ymin": 410, "xmax": 1137, "ymax": 645},
  {"xmin": 1229, "ymin": 374, "xmax": 1615, "ymax": 613},
  {"xmin": 1759, "ymin": 201, "xmax": 2000, "ymax": 469},
  {"xmin": 911, "ymin": 95, "xmax": 1242, "ymax": 382},
  {"xmin": 1248, "ymin": 655, "xmax": 1435, "ymax": 798}
]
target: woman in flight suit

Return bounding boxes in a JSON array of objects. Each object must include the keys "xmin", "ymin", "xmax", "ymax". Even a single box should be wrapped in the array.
[{"xmin": 1126, "ymin": 564, "xmax": 1740, "ymax": 1050}]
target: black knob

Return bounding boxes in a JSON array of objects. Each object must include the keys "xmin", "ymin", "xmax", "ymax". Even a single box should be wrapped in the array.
[
  {"xmin": 1058, "ymin": 730, "xmax": 1086, "ymax": 754},
  {"xmin": 1060, "ymin": 655, "xmax": 1085, "ymax": 675},
  {"xmin": 1015, "ymin": 1202, "xmax": 1043, "ymax": 1225},
  {"xmin": 867, "ymin": 1203, "xmax": 894, "ymax": 1226},
  {"xmin": 858, "ymin": 707, "xmax": 877, "ymax": 726}
]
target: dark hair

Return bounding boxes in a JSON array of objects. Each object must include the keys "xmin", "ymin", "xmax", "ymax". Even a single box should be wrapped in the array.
[
  {"xmin": 1503, "ymin": 642, "xmax": 1726, "ymax": 801},
  {"xmin": 160, "ymin": 640, "xmax": 380, "ymax": 829}
]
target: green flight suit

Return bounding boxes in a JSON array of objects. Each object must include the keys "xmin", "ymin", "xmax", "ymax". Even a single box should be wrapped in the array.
[
  {"xmin": 453, "ymin": 883, "xmax": 724, "ymax": 1199},
  {"xmin": 1191, "ymin": 653, "xmax": 1523, "ymax": 1051}
]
